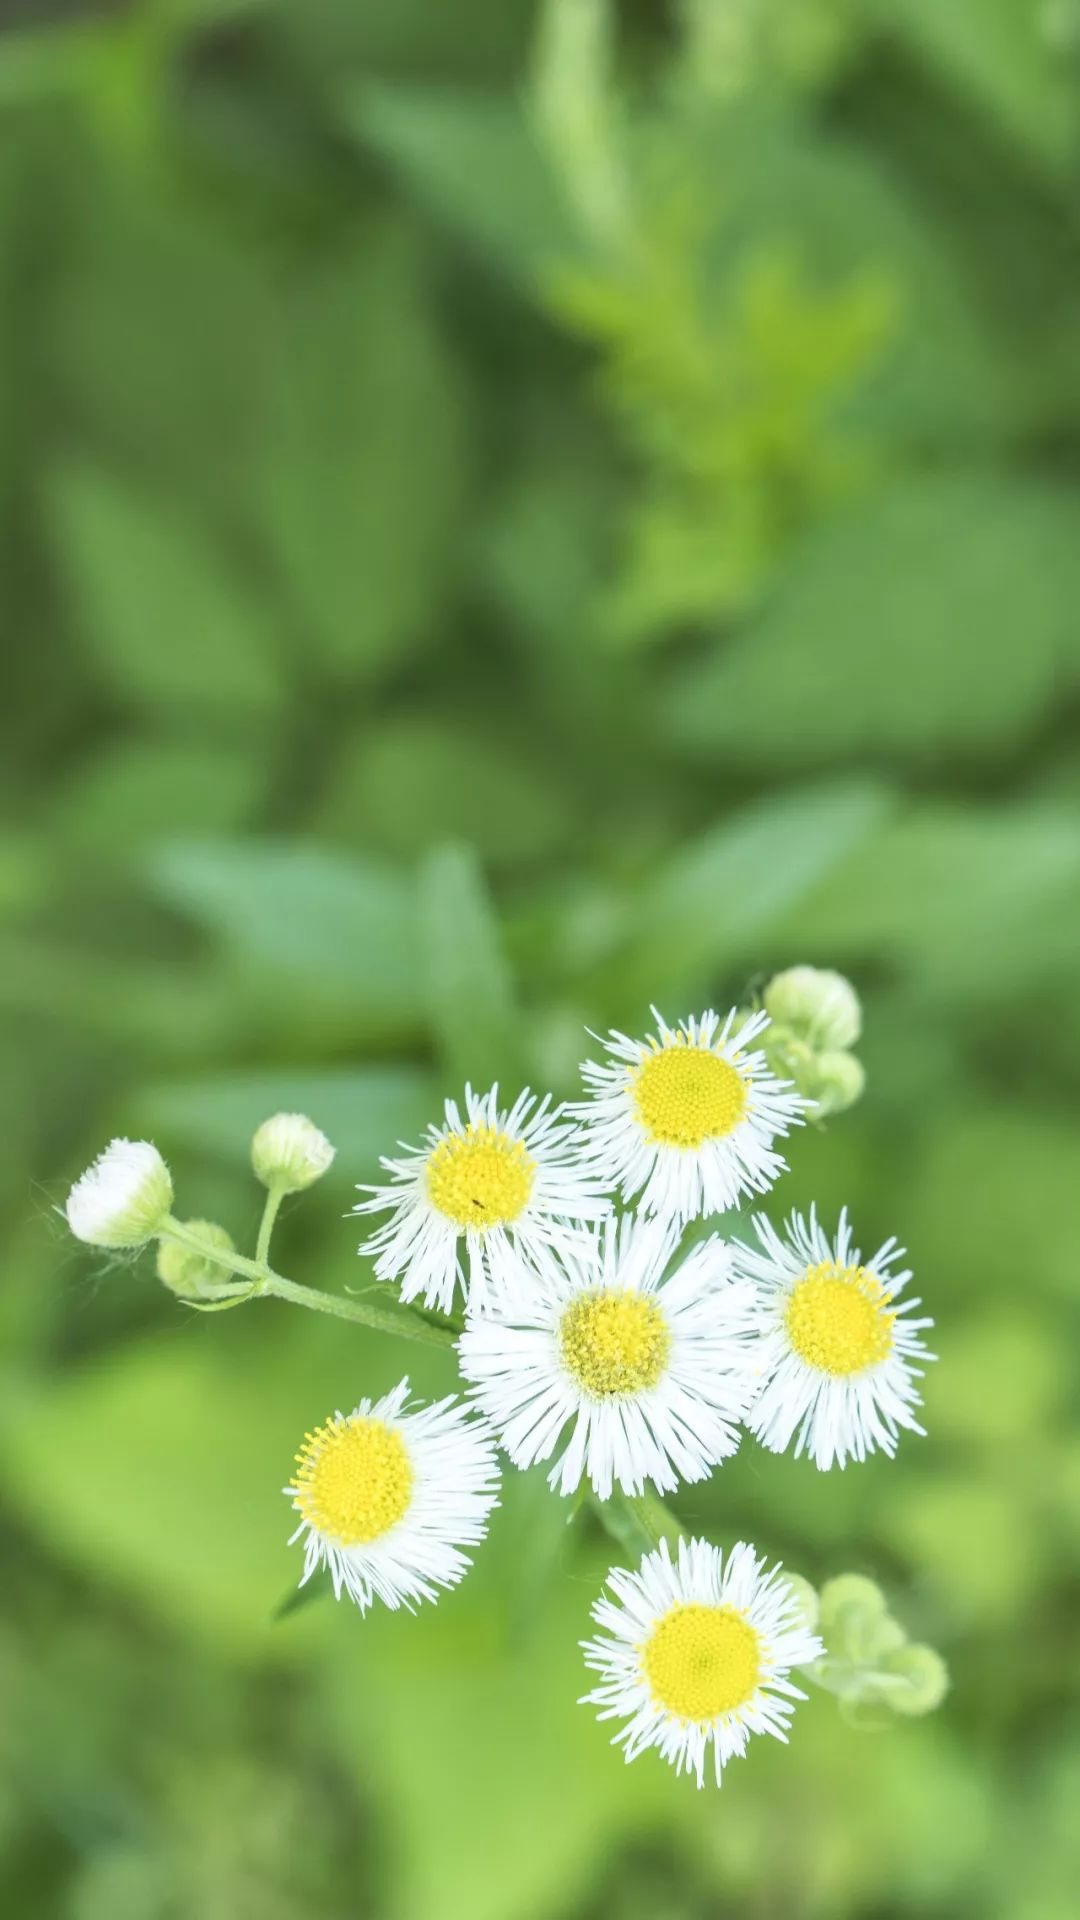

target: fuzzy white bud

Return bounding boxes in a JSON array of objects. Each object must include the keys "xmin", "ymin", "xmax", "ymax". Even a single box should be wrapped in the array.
[
  {"xmin": 251, "ymin": 1113, "xmax": 335, "ymax": 1194},
  {"xmin": 65, "ymin": 1138, "xmax": 173, "ymax": 1249},
  {"xmin": 764, "ymin": 966, "xmax": 862, "ymax": 1051}
]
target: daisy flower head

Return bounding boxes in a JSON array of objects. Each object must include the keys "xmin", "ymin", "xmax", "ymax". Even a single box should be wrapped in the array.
[
  {"xmin": 734, "ymin": 1206, "xmax": 935, "ymax": 1470},
  {"xmin": 457, "ymin": 1213, "xmax": 759, "ymax": 1500},
  {"xmin": 582, "ymin": 1536, "xmax": 823, "ymax": 1787},
  {"xmin": 285, "ymin": 1378, "xmax": 499, "ymax": 1613},
  {"xmin": 354, "ymin": 1084, "xmax": 609, "ymax": 1316},
  {"xmin": 574, "ymin": 1008, "xmax": 805, "ymax": 1226}
]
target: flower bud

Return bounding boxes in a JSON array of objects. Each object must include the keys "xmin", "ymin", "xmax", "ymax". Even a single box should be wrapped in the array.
[
  {"xmin": 156, "ymin": 1220, "xmax": 236, "ymax": 1300},
  {"xmin": 818, "ymin": 1573, "xmax": 888, "ymax": 1648},
  {"xmin": 764, "ymin": 966, "xmax": 862, "ymax": 1051},
  {"xmin": 882, "ymin": 1643, "xmax": 949, "ymax": 1716},
  {"xmin": 808, "ymin": 1049, "xmax": 866, "ymax": 1118},
  {"xmin": 65, "ymin": 1139, "xmax": 173, "ymax": 1249},
  {"xmin": 251, "ymin": 1113, "xmax": 335, "ymax": 1194}
]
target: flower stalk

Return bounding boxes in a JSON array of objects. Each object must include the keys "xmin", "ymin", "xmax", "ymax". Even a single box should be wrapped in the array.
[{"xmin": 156, "ymin": 1217, "xmax": 457, "ymax": 1350}]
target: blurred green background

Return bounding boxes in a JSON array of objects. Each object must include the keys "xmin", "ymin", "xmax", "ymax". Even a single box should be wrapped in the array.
[{"xmin": 4, "ymin": 1, "xmax": 1080, "ymax": 1914}]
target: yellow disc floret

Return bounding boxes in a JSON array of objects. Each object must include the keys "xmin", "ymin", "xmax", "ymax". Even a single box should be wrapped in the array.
[
  {"xmin": 644, "ymin": 1603, "xmax": 761, "ymax": 1720},
  {"xmin": 785, "ymin": 1261, "xmax": 895, "ymax": 1376},
  {"xmin": 426, "ymin": 1125, "xmax": 535, "ymax": 1230},
  {"xmin": 291, "ymin": 1415, "xmax": 414, "ymax": 1546},
  {"xmin": 633, "ymin": 1040, "xmax": 748, "ymax": 1148},
  {"xmin": 559, "ymin": 1290, "xmax": 671, "ymax": 1398}
]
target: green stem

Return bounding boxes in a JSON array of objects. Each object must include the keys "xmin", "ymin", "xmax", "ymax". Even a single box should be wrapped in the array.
[
  {"xmin": 157, "ymin": 1218, "xmax": 457, "ymax": 1351},
  {"xmin": 255, "ymin": 1181, "xmax": 286, "ymax": 1268},
  {"xmin": 261, "ymin": 1271, "xmax": 456, "ymax": 1348}
]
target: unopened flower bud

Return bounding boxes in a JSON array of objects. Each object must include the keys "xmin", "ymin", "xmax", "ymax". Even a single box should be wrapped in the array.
[
  {"xmin": 156, "ymin": 1220, "xmax": 236, "ymax": 1299},
  {"xmin": 817, "ymin": 1573, "xmax": 889, "ymax": 1659},
  {"xmin": 809, "ymin": 1049, "xmax": 866, "ymax": 1118},
  {"xmin": 65, "ymin": 1139, "xmax": 173, "ymax": 1249},
  {"xmin": 251, "ymin": 1113, "xmax": 335, "ymax": 1194},
  {"xmin": 882, "ymin": 1643, "xmax": 949, "ymax": 1716},
  {"xmin": 764, "ymin": 966, "xmax": 862, "ymax": 1051}
]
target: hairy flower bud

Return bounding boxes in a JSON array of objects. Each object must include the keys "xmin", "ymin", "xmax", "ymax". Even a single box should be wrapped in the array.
[
  {"xmin": 764, "ymin": 966, "xmax": 862, "ymax": 1051},
  {"xmin": 251, "ymin": 1113, "xmax": 335, "ymax": 1194},
  {"xmin": 66, "ymin": 1139, "xmax": 173, "ymax": 1249},
  {"xmin": 156, "ymin": 1220, "xmax": 236, "ymax": 1299}
]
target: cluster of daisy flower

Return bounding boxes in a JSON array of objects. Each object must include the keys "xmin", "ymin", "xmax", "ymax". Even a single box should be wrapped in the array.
[{"xmin": 63, "ymin": 969, "xmax": 942, "ymax": 1788}]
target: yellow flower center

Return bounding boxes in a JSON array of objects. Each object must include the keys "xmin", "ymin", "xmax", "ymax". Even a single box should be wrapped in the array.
[
  {"xmin": 784, "ymin": 1261, "xmax": 895, "ymax": 1376},
  {"xmin": 291, "ymin": 1415, "xmax": 413, "ymax": 1546},
  {"xmin": 633, "ymin": 1040, "xmax": 748, "ymax": 1148},
  {"xmin": 644, "ymin": 1603, "xmax": 761, "ymax": 1720},
  {"xmin": 426, "ymin": 1125, "xmax": 535, "ymax": 1230},
  {"xmin": 559, "ymin": 1290, "xmax": 671, "ymax": 1398}
]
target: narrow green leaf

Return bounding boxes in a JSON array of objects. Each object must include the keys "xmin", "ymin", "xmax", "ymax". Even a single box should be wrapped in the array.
[{"xmin": 419, "ymin": 843, "xmax": 525, "ymax": 1090}]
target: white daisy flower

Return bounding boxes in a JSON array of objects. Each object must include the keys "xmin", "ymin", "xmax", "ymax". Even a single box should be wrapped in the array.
[
  {"xmin": 457, "ymin": 1213, "xmax": 758, "ymax": 1499},
  {"xmin": 573, "ymin": 1008, "xmax": 804, "ymax": 1226},
  {"xmin": 582, "ymin": 1536, "xmax": 823, "ymax": 1787},
  {"xmin": 65, "ymin": 1138, "xmax": 173, "ymax": 1249},
  {"xmin": 733, "ymin": 1207, "xmax": 935, "ymax": 1470},
  {"xmin": 354, "ymin": 1084, "xmax": 608, "ymax": 1316},
  {"xmin": 285, "ymin": 1378, "xmax": 499, "ymax": 1613}
]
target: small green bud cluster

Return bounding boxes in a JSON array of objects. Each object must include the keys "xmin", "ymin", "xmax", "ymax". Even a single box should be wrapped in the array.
[
  {"xmin": 754, "ymin": 966, "xmax": 865, "ymax": 1120},
  {"xmin": 799, "ymin": 1572, "xmax": 948, "ymax": 1720}
]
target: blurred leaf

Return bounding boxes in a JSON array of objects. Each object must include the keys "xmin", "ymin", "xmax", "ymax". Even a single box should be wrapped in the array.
[
  {"xmin": 419, "ymin": 844, "xmax": 525, "ymax": 1089},
  {"xmin": 703, "ymin": 118, "xmax": 1018, "ymax": 441},
  {"xmin": 49, "ymin": 739, "xmax": 266, "ymax": 851},
  {"xmin": 349, "ymin": 84, "xmax": 575, "ymax": 290},
  {"xmin": 259, "ymin": 225, "xmax": 469, "ymax": 678},
  {"xmin": 883, "ymin": 0, "xmax": 1077, "ymax": 175},
  {"xmin": 144, "ymin": 838, "xmax": 424, "ymax": 1021},
  {"xmin": 47, "ymin": 459, "xmax": 287, "ymax": 717},
  {"xmin": 0, "ymin": 1332, "xmax": 309, "ymax": 1648},
  {"xmin": 663, "ymin": 474, "xmax": 1080, "ymax": 766},
  {"xmin": 322, "ymin": 715, "xmax": 574, "ymax": 866},
  {"xmin": 772, "ymin": 802, "xmax": 1080, "ymax": 995},
  {"xmin": 609, "ymin": 781, "xmax": 894, "ymax": 1010}
]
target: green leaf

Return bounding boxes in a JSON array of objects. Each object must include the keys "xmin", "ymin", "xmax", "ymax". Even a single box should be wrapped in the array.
[
  {"xmin": 663, "ymin": 474, "xmax": 1080, "ymax": 766},
  {"xmin": 883, "ymin": 0, "xmax": 1076, "ymax": 175},
  {"xmin": 321, "ymin": 715, "xmax": 574, "ymax": 867},
  {"xmin": 144, "ymin": 838, "xmax": 424, "ymax": 1022},
  {"xmin": 47, "ymin": 459, "xmax": 287, "ymax": 717},
  {"xmin": 609, "ymin": 781, "xmax": 894, "ymax": 1011},
  {"xmin": 258, "ymin": 226, "xmax": 469, "ymax": 678},
  {"xmin": 418, "ymin": 843, "xmax": 524, "ymax": 1089},
  {"xmin": 49, "ymin": 739, "xmax": 267, "ymax": 852},
  {"xmin": 0, "ymin": 1328, "xmax": 318, "ymax": 1648},
  {"xmin": 773, "ymin": 802, "xmax": 1080, "ymax": 995},
  {"xmin": 347, "ymin": 84, "xmax": 576, "ymax": 291}
]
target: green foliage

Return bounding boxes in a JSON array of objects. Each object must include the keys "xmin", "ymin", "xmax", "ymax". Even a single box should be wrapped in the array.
[{"xmin": 5, "ymin": 0, "xmax": 1080, "ymax": 1914}]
